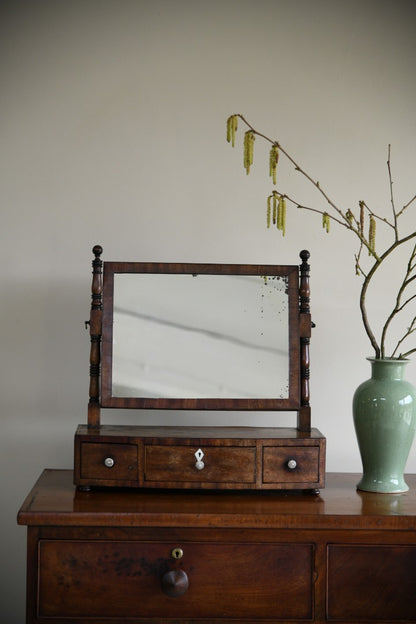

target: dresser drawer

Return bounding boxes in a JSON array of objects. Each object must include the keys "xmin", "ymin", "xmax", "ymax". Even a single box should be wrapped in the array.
[
  {"xmin": 37, "ymin": 538, "xmax": 314, "ymax": 620},
  {"xmin": 327, "ymin": 544, "xmax": 416, "ymax": 620},
  {"xmin": 80, "ymin": 441, "xmax": 138, "ymax": 481},
  {"xmin": 145, "ymin": 444, "xmax": 256, "ymax": 484},
  {"xmin": 262, "ymin": 445, "xmax": 320, "ymax": 484}
]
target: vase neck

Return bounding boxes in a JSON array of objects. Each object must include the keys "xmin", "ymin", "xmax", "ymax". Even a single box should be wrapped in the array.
[{"xmin": 369, "ymin": 358, "xmax": 408, "ymax": 381}]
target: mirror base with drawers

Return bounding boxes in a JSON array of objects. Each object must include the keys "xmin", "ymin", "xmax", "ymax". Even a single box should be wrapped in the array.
[
  {"xmin": 74, "ymin": 424, "xmax": 326, "ymax": 491},
  {"xmin": 74, "ymin": 246, "xmax": 326, "ymax": 491}
]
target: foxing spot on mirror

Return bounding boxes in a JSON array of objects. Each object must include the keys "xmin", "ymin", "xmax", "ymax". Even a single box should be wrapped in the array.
[{"xmin": 100, "ymin": 261, "xmax": 302, "ymax": 411}]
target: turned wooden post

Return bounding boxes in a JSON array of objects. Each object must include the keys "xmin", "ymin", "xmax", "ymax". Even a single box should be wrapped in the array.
[
  {"xmin": 87, "ymin": 245, "xmax": 103, "ymax": 427},
  {"xmin": 298, "ymin": 250, "xmax": 312, "ymax": 432}
]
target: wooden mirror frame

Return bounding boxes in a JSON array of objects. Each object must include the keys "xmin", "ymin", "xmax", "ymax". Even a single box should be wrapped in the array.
[{"xmin": 87, "ymin": 246, "xmax": 312, "ymax": 432}]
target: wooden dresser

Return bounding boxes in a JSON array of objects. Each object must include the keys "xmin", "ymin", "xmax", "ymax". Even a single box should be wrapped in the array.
[{"xmin": 18, "ymin": 470, "xmax": 416, "ymax": 623}]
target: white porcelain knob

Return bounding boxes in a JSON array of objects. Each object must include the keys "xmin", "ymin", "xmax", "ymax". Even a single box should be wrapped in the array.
[
  {"xmin": 194, "ymin": 448, "xmax": 205, "ymax": 470},
  {"xmin": 104, "ymin": 457, "xmax": 115, "ymax": 468},
  {"xmin": 287, "ymin": 459, "xmax": 297, "ymax": 470}
]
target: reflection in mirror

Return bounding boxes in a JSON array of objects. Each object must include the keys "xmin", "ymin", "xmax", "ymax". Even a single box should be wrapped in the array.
[{"xmin": 111, "ymin": 273, "xmax": 289, "ymax": 400}]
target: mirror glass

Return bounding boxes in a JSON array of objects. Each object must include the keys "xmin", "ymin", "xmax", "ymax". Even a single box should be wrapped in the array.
[{"xmin": 101, "ymin": 264, "xmax": 300, "ymax": 410}]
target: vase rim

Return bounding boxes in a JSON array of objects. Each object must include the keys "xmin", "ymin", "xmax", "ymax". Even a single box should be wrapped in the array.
[{"xmin": 366, "ymin": 356, "xmax": 409, "ymax": 363}]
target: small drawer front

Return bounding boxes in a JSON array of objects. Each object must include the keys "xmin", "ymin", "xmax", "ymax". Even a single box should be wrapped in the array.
[
  {"xmin": 327, "ymin": 544, "xmax": 416, "ymax": 621},
  {"xmin": 263, "ymin": 445, "xmax": 319, "ymax": 484},
  {"xmin": 80, "ymin": 442, "xmax": 138, "ymax": 480},
  {"xmin": 38, "ymin": 539, "xmax": 314, "ymax": 620},
  {"xmin": 145, "ymin": 445, "xmax": 256, "ymax": 484}
]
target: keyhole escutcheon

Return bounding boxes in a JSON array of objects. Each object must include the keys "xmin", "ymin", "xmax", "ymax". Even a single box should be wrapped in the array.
[{"xmin": 171, "ymin": 547, "xmax": 184, "ymax": 560}]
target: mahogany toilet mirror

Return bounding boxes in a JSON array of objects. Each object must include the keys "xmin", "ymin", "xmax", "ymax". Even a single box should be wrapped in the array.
[{"xmin": 74, "ymin": 246, "xmax": 325, "ymax": 491}]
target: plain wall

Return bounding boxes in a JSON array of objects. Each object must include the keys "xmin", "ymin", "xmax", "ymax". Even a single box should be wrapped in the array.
[{"xmin": 1, "ymin": 1, "xmax": 416, "ymax": 620}]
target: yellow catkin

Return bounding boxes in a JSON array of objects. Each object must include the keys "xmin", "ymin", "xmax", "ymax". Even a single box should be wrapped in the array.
[
  {"xmin": 346, "ymin": 209, "xmax": 353, "ymax": 225},
  {"xmin": 281, "ymin": 197, "xmax": 286, "ymax": 236},
  {"xmin": 266, "ymin": 195, "xmax": 271, "ymax": 228},
  {"xmin": 269, "ymin": 145, "xmax": 279, "ymax": 185},
  {"xmin": 226, "ymin": 115, "xmax": 238, "ymax": 146},
  {"xmin": 243, "ymin": 131, "xmax": 248, "ymax": 172},
  {"xmin": 276, "ymin": 195, "xmax": 286, "ymax": 236},
  {"xmin": 249, "ymin": 133, "xmax": 254, "ymax": 168},
  {"xmin": 272, "ymin": 191, "xmax": 278, "ymax": 224},
  {"xmin": 244, "ymin": 130, "xmax": 255, "ymax": 174},
  {"xmin": 368, "ymin": 215, "xmax": 376, "ymax": 254},
  {"xmin": 226, "ymin": 116, "xmax": 232, "ymax": 143},
  {"xmin": 322, "ymin": 213, "xmax": 330, "ymax": 233},
  {"xmin": 232, "ymin": 115, "xmax": 238, "ymax": 147},
  {"xmin": 277, "ymin": 196, "xmax": 282, "ymax": 230},
  {"xmin": 266, "ymin": 192, "xmax": 286, "ymax": 236},
  {"xmin": 359, "ymin": 201, "xmax": 365, "ymax": 235}
]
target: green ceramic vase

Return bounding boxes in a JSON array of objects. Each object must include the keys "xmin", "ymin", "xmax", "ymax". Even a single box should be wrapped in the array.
[{"xmin": 353, "ymin": 358, "xmax": 416, "ymax": 493}]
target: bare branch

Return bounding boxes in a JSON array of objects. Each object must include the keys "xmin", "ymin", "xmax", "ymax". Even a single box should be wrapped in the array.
[
  {"xmin": 237, "ymin": 114, "xmax": 348, "ymax": 224},
  {"xmin": 400, "ymin": 347, "xmax": 416, "ymax": 358},
  {"xmin": 228, "ymin": 114, "xmax": 416, "ymax": 358},
  {"xmin": 387, "ymin": 144, "xmax": 399, "ymax": 240},
  {"xmin": 397, "ymin": 193, "xmax": 416, "ymax": 218},
  {"xmin": 392, "ymin": 317, "xmax": 416, "ymax": 358}
]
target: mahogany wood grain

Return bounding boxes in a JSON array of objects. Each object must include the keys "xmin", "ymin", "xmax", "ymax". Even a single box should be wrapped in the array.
[
  {"xmin": 18, "ymin": 470, "xmax": 416, "ymax": 530},
  {"xmin": 144, "ymin": 444, "xmax": 256, "ymax": 484},
  {"xmin": 18, "ymin": 471, "xmax": 416, "ymax": 623},
  {"xmin": 74, "ymin": 424, "xmax": 326, "ymax": 490},
  {"xmin": 299, "ymin": 249, "xmax": 311, "ymax": 432},
  {"xmin": 87, "ymin": 244, "xmax": 103, "ymax": 427},
  {"xmin": 100, "ymin": 260, "xmax": 302, "ymax": 412},
  {"xmin": 82, "ymin": 248, "xmax": 322, "ymax": 493}
]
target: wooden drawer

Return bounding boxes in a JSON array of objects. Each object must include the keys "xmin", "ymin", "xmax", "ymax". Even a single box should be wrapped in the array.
[
  {"xmin": 80, "ymin": 442, "xmax": 138, "ymax": 481},
  {"xmin": 37, "ymin": 538, "xmax": 314, "ymax": 620},
  {"xmin": 144, "ymin": 444, "xmax": 256, "ymax": 484},
  {"xmin": 263, "ymin": 445, "xmax": 320, "ymax": 484},
  {"xmin": 327, "ymin": 544, "xmax": 416, "ymax": 621}
]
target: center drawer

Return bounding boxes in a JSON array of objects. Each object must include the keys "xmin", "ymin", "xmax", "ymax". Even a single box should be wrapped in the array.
[
  {"xmin": 144, "ymin": 444, "xmax": 256, "ymax": 484},
  {"xmin": 38, "ymin": 538, "xmax": 314, "ymax": 620}
]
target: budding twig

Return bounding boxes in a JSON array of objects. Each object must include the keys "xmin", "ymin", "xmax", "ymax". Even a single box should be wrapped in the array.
[{"xmin": 226, "ymin": 113, "xmax": 416, "ymax": 358}]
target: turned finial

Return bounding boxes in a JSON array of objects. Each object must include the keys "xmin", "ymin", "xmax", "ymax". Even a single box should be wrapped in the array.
[{"xmin": 92, "ymin": 245, "xmax": 103, "ymax": 259}]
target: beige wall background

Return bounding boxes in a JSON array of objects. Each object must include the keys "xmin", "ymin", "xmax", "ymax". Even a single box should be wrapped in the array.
[{"xmin": 1, "ymin": 0, "xmax": 416, "ymax": 620}]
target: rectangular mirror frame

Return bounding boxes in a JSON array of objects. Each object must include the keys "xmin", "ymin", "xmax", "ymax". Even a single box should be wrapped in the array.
[{"xmin": 100, "ymin": 262, "xmax": 301, "ymax": 411}]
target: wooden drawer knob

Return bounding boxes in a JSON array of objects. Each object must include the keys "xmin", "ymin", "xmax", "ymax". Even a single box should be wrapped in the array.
[{"xmin": 161, "ymin": 569, "xmax": 189, "ymax": 597}]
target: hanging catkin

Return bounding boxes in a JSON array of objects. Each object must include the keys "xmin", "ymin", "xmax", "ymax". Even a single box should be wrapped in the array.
[
  {"xmin": 269, "ymin": 144, "xmax": 279, "ymax": 185},
  {"xmin": 369, "ymin": 215, "xmax": 376, "ymax": 254},
  {"xmin": 226, "ymin": 115, "xmax": 238, "ymax": 147},
  {"xmin": 244, "ymin": 130, "xmax": 255, "ymax": 174}
]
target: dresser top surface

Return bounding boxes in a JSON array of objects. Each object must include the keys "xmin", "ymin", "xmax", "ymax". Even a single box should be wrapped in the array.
[{"xmin": 17, "ymin": 470, "xmax": 416, "ymax": 530}]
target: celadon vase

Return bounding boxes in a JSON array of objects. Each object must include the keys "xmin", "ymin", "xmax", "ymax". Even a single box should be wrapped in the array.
[{"xmin": 353, "ymin": 358, "xmax": 416, "ymax": 493}]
